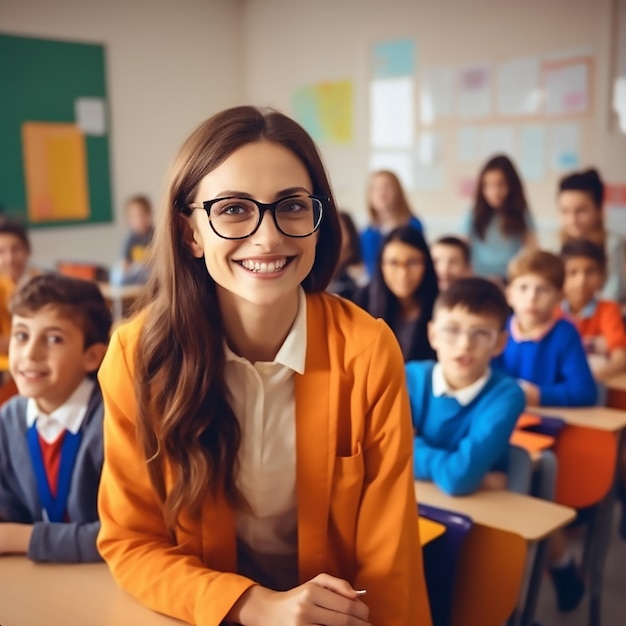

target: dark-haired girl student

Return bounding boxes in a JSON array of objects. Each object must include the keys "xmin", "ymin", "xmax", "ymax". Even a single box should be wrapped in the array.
[
  {"xmin": 461, "ymin": 154, "xmax": 537, "ymax": 283},
  {"xmin": 354, "ymin": 225, "xmax": 438, "ymax": 362},
  {"xmin": 96, "ymin": 106, "xmax": 431, "ymax": 626},
  {"xmin": 558, "ymin": 167, "xmax": 626, "ymax": 303}
]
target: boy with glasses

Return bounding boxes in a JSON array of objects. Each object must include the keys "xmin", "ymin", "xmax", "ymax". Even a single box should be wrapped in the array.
[{"xmin": 406, "ymin": 277, "xmax": 524, "ymax": 496}]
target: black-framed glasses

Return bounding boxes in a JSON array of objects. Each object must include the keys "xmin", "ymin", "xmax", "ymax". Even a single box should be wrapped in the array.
[{"xmin": 182, "ymin": 194, "xmax": 326, "ymax": 240}]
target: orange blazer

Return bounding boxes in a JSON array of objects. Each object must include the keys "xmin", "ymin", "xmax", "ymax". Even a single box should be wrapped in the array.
[{"xmin": 97, "ymin": 292, "xmax": 432, "ymax": 626}]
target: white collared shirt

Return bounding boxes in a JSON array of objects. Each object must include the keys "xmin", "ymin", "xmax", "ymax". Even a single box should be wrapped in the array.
[
  {"xmin": 26, "ymin": 378, "xmax": 95, "ymax": 443},
  {"xmin": 432, "ymin": 362, "xmax": 491, "ymax": 406},
  {"xmin": 224, "ymin": 289, "xmax": 306, "ymax": 563}
]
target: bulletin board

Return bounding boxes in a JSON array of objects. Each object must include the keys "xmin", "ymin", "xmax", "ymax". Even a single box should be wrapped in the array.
[{"xmin": 0, "ymin": 33, "xmax": 113, "ymax": 228}]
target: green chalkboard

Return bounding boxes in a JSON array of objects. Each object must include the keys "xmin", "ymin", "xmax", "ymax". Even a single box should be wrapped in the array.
[{"xmin": 0, "ymin": 33, "xmax": 113, "ymax": 227}]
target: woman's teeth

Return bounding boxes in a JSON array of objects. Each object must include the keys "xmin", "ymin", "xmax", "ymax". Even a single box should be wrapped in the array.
[{"xmin": 240, "ymin": 258, "xmax": 287, "ymax": 273}]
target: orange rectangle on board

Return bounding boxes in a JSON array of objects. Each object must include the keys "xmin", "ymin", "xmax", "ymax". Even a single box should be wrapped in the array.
[{"xmin": 22, "ymin": 122, "xmax": 90, "ymax": 222}]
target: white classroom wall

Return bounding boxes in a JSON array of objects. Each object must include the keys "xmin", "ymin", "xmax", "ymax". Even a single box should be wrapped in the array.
[
  {"xmin": 0, "ymin": 0, "xmax": 244, "ymax": 269},
  {"xmin": 2, "ymin": 0, "xmax": 624, "ymax": 267},
  {"xmin": 242, "ymin": 0, "xmax": 626, "ymax": 248}
]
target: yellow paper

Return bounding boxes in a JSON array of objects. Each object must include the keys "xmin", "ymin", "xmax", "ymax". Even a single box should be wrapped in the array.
[{"xmin": 22, "ymin": 122, "xmax": 90, "ymax": 222}]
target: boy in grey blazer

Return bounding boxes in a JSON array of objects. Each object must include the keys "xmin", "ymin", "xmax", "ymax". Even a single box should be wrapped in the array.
[{"xmin": 0, "ymin": 273, "xmax": 111, "ymax": 562}]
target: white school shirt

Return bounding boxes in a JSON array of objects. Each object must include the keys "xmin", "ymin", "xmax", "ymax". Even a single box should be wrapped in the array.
[
  {"xmin": 223, "ymin": 289, "xmax": 306, "ymax": 590},
  {"xmin": 432, "ymin": 363, "xmax": 491, "ymax": 406},
  {"xmin": 26, "ymin": 378, "xmax": 95, "ymax": 443}
]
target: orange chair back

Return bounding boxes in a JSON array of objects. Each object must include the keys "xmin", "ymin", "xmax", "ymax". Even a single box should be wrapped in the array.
[
  {"xmin": 553, "ymin": 425, "xmax": 618, "ymax": 509},
  {"xmin": 451, "ymin": 524, "xmax": 526, "ymax": 626}
]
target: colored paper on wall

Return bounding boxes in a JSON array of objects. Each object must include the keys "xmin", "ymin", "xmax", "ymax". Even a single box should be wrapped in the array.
[
  {"xmin": 75, "ymin": 97, "xmax": 106, "ymax": 136},
  {"xmin": 370, "ymin": 77, "xmax": 414, "ymax": 148},
  {"xmin": 22, "ymin": 122, "xmax": 90, "ymax": 222},
  {"xmin": 544, "ymin": 59, "xmax": 590, "ymax": 115},
  {"xmin": 293, "ymin": 81, "xmax": 354, "ymax": 144},
  {"xmin": 497, "ymin": 57, "xmax": 541, "ymax": 116},
  {"xmin": 372, "ymin": 39, "xmax": 416, "ymax": 79},
  {"xmin": 457, "ymin": 63, "xmax": 492, "ymax": 118},
  {"xmin": 420, "ymin": 66, "xmax": 454, "ymax": 125},
  {"xmin": 519, "ymin": 123, "xmax": 547, "ymax": 181},
  {"xmin": 550, "ymin": 122, "xmax": 581, "ymax": 171},
  {"xmin": 456, "ymin": 126, "xmax": 479, "ymax": 162},
  {"xmin": 479, "ymin": 124, "xmax": 515, "ymax": 161}
]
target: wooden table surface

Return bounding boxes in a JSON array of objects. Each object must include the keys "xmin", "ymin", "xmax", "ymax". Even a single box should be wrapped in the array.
[
  {"xmin": 0, "ymin": 557, "xmax": 182, "ymax": 625},
  {"xmin": 415, "ymin": 481, "xmax": 576, "ymax": 542}
]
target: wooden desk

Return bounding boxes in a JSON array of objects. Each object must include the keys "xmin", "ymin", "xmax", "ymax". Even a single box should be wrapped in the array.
[
  {"xmin": 98, "ymin": 283, "xmax": 145, "ymax": 321},
  {"xmin": 0, "ymin": 557, "xmax": 182, "ymax": 625},
  {"xmin": 533, "ymin": 405, "xmax": 626, "ymax": 432},
  {"xmin": 415, "ymin": 480, "xmax": 575, "ymax": 541}
]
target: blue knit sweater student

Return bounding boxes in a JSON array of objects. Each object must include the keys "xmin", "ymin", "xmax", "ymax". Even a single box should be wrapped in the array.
[
  {"xmin": 0, "ymin": 274, "xmax": 111, "ymax": 562},
  {"xmin": 494, "ymin": 249, "xmax": 597, "ymax": 408},
  {"xmin": 406, "ymin": 278, "xmax": 525, "ymax": 496}
]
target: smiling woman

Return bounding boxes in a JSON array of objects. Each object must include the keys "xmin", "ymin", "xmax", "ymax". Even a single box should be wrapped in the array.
[{"xmin": 96, "ymin": 106, "xmax": 432, "ymax": 626}]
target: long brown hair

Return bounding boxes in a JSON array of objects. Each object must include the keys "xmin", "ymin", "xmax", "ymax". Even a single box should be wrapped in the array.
[
  {"xmin": 471, "ymin": 155, "xmax": 530, "ymax": 241},
  {"xmin": 367, "ymin": 170, "xmax": 414, "ymax": 225},
  {"xmin": 134, "ymin": 106, "xmax": 341, "ymax": 534}
]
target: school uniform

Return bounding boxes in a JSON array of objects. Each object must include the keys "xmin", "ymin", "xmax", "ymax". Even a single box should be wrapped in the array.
[
  {"xmin": 406, "ymin": 360, "xmax": 525, "ymax": 496},
  {"xmin": 0, "ymin": 378, "xmax": 103, "ymax": 562},
  {"xmin": 494, "ymin": 316, "xmax": 597, "ymax": 406},
  {"xmin": 97, "ymin": 291, "xmax": 431, "ymax": 626}
]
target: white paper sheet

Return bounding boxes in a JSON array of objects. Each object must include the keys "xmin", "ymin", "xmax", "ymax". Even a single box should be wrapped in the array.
[
  {"xmin": 519, "ymin": 123, "xmax": 547, "ymax": 181},
  {"xmin": 479, "ymin": 125, "xmax": 515, "ymax": 161},
  {"xmin": 544, "ymin": 61, "xmax": 589, "ymax": 115},
  {"xmin": 457, "ymin": 63, "xmax": 491, "ymax": 118},
  {"xmin": 497, "ymin": 57, "xmax": 541, "ymax": 116},
  {"xmin": 414, "ymin": 133, "xmax": 445, "ymax": 190},
  {"xmin": 420, "ymin": 66, "xmax": 454, "ymax": 125},
  {"xmin": 550, "ymin": 122, "xmax": 581, "ymax": 171},
  {"xmin": 456, "ymin": 126, "xmax": 479, "ymax": 162},
  {"xmin": 75, "ymin": 97, "xmax": 106, "ymax": 136},
  {"xmin": 369, "ymin": 151, "xmax": 415, "ymax": 190},
  {"xmin": 370, "ymin": 78, "xmax": 414, "ymax": 148}
]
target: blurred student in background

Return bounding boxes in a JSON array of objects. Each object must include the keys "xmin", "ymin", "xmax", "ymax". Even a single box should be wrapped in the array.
[
  {"xmin": 558, "ymin": 168, "xmax": 626, "ymax": 303},
  {"xmin": 110, "ymin": 195, "xmax": 154, "ymax": 286},
  {"xmin": 461, "ymin": 154, "xmax": 536, "ymax": 284},
  {"xmin": 0, "ymin": 219, "xmax": 34, "ymax": 354},
  {"xmin": 494, "ymin": 249, "xmax": 597, "ymax": 408},
  {"xmin": 327, "ymin": 211, "xmax": 368, "ymax": 300},
  {"xmin": 360, "ymin": 170, "xmax": 423, "ymax": 278},
  {"xmin": 560, "ymin": 239, "xmax": 626, "ymax": 384},
  {"xmin": 355, "ymin": 225, "xmax": 438, "ymax": 362},
  {"xmin": 431, "ymin": 235, "xmax": 472, "ymax": 293}
]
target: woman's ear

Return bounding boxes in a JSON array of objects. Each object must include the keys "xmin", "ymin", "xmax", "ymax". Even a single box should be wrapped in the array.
[{"xmin": 178, "ymin": 215, "xmax": 205, "ymax": 258}]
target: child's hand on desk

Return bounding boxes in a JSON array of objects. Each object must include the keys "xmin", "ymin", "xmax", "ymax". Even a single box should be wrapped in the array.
[
  {"xmin": 480, "ymin": 471, "xmax": 508, "ymax": 491},
  {"xmin": 518, "ymin": 380, "xmax": 540, "ymax": 406},
  {"xmin": 0, "ymin": 522, "xmax": 32, "ymax": 554},
  {"xmin": 228, "ymin": 573, "xmax": 370, "ymax": 626}
]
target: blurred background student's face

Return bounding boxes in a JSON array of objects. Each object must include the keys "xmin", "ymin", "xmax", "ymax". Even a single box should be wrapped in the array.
[
  {"xmin": 381, "ymin": 241, "xmax": 425, "ymax": 301},
  {"xmin": 563, "ymin": 256, "xmax": 605, "ymax": 312},
  {"xmin": 558, "ymin": 190, "xmax": 600, "ymax": 238},
  {"xmin": 127, "ymin": 201, "xmax": 153, "ymax": 235},
  {"xmin": 432, "ymin": 244, "xmax": 470, "ymax": 293},
  {"xmin": 481, "ymin": 168, "xmax": 509, "ymax": 210},
  {"xmin": 369, "ymin": 173, "xmax": 399, "ymax": 216},
  {"xmin": 0, "ymin": 233, "xmax": 29, "ymax": 283}
]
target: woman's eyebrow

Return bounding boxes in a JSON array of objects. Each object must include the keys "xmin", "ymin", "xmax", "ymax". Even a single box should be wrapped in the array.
[{"xmin": 213, "ymin": 186, "xmax": 311, "ymax": 199}]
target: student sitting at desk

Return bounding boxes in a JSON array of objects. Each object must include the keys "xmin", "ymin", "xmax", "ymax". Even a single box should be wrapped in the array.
[
  {"xmin": 0, "ymin": 274, "xmax": 111, "ymax": 562},
  {"xmin": 430, "ymin": 235, "xmax": 472, "ymax": 293},
  {"xmin": 406, "ymin": 277, "xmax": 525, "ymax": 496},
  {"xmin": 560, "ymin": 239, "xmax": 626, "ymax": 384},
  {"xmin": 494, "ymin": 249, "xmax": 597, "ymax": 407}
]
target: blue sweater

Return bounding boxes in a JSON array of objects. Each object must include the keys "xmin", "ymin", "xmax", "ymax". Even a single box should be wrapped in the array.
[
  {"xmin": 0, "ymin": 384, "xmax": 104, "ymax": 562},
  {"xmin": 405, "ymin": 361, "xmax": 525, "ymax": 496},
  {"xmin": 494, "ymin": 317, "xmax": 597, "ymax": 407},
  {"xmin": 360, "ymin": 215, "xmax": 423, "ymax": 277}
]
